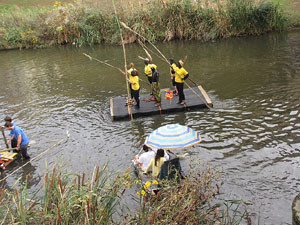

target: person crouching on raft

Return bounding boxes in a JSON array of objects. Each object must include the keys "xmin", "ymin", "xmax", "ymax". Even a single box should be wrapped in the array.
[
  {"xmin": 127, "ymin": 63, "xmax": 140, "ymax": 108},
  {"xmin": 172, "ymin": 59, "xmax": 189, "ymax": 105}
]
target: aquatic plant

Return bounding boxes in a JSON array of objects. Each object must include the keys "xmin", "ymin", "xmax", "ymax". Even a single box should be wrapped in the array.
[
  {"xmin": 128, "ymin": 160, "xmax": 250, "ymax": 224},
  {"xmin": 0, "ymin": 164, "xmax": 133, "ymax": 224},
  {"xmin": 0, "ymin": 0, "xmax": 288, "ymax": 50},
  {"xmin": 0, "ymin": 160, "xmax": 250, "ymax": 224}
]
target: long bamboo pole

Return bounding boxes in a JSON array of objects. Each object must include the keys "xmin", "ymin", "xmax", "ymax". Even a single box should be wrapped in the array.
[
  {"xmin": 112, "ymin": 1, "xmax": 133, "ymax": 120},
  {"xmin": 1, "ymin": 127, "xmax": 9, "ymax": 149},
  {"xmin": 0, "ymin": 131, "xmax": 70, "ymax": 183},
  {"xmin": 120, "ymin": 22, "xmax": 212, "ymax": 109},
  {"xmin": 0, "ymin": 147, "xmax": 17, "ymax": 152},
  {"xmin": 83, "ymin": 53, "xmax": 149, "ymax": 86}
]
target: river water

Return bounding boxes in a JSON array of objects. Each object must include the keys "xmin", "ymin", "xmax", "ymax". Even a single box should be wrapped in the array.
[{"xmin": 0, "ymin": 30, "xmax": 300, "ymax": 224}]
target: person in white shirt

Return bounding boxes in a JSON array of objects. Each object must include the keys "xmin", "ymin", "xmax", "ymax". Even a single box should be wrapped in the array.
[{"xmin": 135, "ymin": 145, "xmax": 155, "ymax": 171}]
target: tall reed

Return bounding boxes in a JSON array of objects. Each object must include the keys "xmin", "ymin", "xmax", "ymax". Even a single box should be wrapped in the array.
[
  {"xmin": 0, "ymin": 0, "xmax": 288, "ymax": 50},
  {"xmin": 0, "ymin": 163, "xmax": 133, "ymax": 224},
  {"xmin": 127, "ymin": 160, "xmax": 250, "ymax": 224},
  {"xmin": 0, "ymin": 161, "xmax": 250, "ymax": 224}
]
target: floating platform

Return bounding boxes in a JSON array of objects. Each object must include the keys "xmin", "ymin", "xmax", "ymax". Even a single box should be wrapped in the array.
[
  {"xmin": 0, "ymin": 151, "xmax": 18, "ymax": 171},
  {"xmin": 110, "ymin": 85, "xmax": 213, "ymax": 121}
]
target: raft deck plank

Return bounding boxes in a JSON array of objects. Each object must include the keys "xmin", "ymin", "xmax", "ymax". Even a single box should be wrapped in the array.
[
  {"xmin": 110, "ymin": 85, "xmax": 213, "ymax": 121},
  {"xmin": 0, "ymin": 151, "xmax": 18, "ymax": 170}
]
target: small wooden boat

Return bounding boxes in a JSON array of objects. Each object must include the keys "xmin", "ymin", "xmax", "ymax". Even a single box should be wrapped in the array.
[
  {"xmin": 0, "ymin": 151, "xmax": 18, "ymax": 171},
  {"xmin": 110, "ymin": 85, "xmax": 213, "ymax": 121}
]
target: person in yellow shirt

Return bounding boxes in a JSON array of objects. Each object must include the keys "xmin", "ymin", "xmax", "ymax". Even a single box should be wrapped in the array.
[
  {"xmin": 144, "ymin": 149, "xmax": 166, "ymax": 178},
  {"xmin": 171, "ymin": 59, "xmax": 189, "ymax": 104},
  {"xmin": 144, "ymin": 58, "xmax": 161, "ymax": 106},
  {"xmin": 127, "ymin": 63, "xmax": 140, "ymax": 108},
  {"xmin": 169, "ymin": 58, "xmax": 178, "ymax": 96},
  {"xmin": 144, "ymin": 58, "xmax": 154, "ymax": 92}
]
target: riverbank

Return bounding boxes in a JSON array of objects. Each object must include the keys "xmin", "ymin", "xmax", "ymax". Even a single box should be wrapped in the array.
[
  {"xmin": 0, "ymin": 0, "xmax": 289, "ymax": 50},
  {"xmin": 0, "ymin": 163, "xmax": 248, "ymax": 224}
]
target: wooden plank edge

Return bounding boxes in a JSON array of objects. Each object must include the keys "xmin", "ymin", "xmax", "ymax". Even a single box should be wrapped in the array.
[
  {"xmin": 197, "ymin": 85, "xmax": 213, "ymax": 108},
  {"xmin": 110, "ymin": 98, "xmax": 114, "ymax": 121}
]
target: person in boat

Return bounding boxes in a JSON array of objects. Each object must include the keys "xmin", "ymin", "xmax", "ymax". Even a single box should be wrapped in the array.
[
  {"xmin": 4, "ymin": 116, "xmax": 17, "ymax": 149},
  {"xmin": 144, "ymin": 59, "xmax": 161, "ymax": 106},
  {"xmin": 144, "ymin": 149, "xmax": 166, "ymax": 178},
  {"xmin": 4, "ymin": 122, "xmax": 30, "ymax": 159},
  {"xmin": 172, "ymin": 59, "xmax": 189, "ymax": 105},
  {"xmin": 169, "ymin": 58, "xmax": 178, "ymax": 96},
  {"xmin": 135, "ymin": 144, "xmax": 155, "ymax": 171},
  {"xmin": 127, "ymin": 63, "xmax": 140, "ymax": 108}
]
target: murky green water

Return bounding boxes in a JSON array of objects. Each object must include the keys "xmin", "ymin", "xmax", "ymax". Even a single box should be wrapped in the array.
[{"xmin": 1, "ymin": 31, "xmax": 300, "ymax": 224}]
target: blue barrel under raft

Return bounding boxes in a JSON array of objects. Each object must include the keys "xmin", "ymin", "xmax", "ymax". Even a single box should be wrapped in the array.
[{"xmin": 110, "ymin": 85, "xmax": 213, "ymax": 121}]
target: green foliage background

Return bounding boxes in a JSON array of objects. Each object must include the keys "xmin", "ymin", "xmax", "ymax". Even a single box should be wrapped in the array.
[{"xmin": 0, "ymin": 0, "xmax": 290, "ymax": 49}]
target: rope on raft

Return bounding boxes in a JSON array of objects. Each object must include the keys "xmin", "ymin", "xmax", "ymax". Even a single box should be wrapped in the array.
[
  {"xmin": 0, "ymin": 131, "xmax": 70, "ymax": 183},
  {"xmin": 120, "ymin": 22, "xmax": 212, "ymax": 109}
]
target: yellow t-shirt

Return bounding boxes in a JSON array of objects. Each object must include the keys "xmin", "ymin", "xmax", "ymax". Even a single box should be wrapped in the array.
[
  {"xmin": 127, "ymin": 68, "xmax": 140, "ymax": 90},
  {"xmin": 130, "ymin": 75, "xmax": 140, "ymax": 91},
  {"xmin": 145, "ymin": 157, "xmax": 166, "ymax": 177},
  {"xmin": 170, "ymin": 63, "xmax": 177, "ymax": 77},
  {"xmin": 127, "ymin": 68, "xmax": 134, "ymax": 76},
  {"xmin": 174, "ymin": 67, "xmax": 188, "ymax": 83},
  {"xmin": 144, "ymin": 64, "xmax": 157, "ymax": 77}
]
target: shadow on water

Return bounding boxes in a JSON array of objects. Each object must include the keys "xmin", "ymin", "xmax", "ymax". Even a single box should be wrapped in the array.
[{"xmin": 0, "ymin": 30, "xmax": 300, "ymax": 223}]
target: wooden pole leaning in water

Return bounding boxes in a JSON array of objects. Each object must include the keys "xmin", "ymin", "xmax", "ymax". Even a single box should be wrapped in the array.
[
  {"xmin": 120, "ymin": 22, "xmax": 212, "ymax": 109},
  {"xmin": 0, "ymin": 131, "xmax": 70, "ymax": 183},
  {"xmin": 1, "ymin": 127, "xmax": 9, "ymax": 149},
  {"xmin": 112, "ymin": 0, "xmax": 133, "ymax": 120},
  {"xmin": 83, "ymin": 53, "xmax": 149, "ymax": 86}
]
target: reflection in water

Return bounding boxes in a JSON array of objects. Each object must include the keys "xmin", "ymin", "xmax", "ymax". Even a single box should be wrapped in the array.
[{"xmin": 0, "ymin": 31, "xmax": 300, "ymax": 223}]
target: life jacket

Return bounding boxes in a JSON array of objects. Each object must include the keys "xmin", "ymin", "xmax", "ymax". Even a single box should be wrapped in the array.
[{"xmin": 165, "ymin": 90, "xmax": 174, "ymax": 100}]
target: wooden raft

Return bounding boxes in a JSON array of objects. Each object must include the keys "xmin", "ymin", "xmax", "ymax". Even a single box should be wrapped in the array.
[
  {"xmin": 0, "ymin": 151, "xmax": 18, "ymax": 170},
  {"xmin": 110, "ymin": 85, "xmax": 213, "ymax": 121}
]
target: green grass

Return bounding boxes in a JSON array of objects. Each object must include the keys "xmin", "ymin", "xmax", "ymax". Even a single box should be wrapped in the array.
[
  {"xmin": 270, "ymin": 0, "xmax": 300, "ymax": 25},
  {"xmin": 0, "ymin": 4, "xmax": 15, "ymax": 9},
  {"xmin": 0, "ymin": 0, "xmax": 290, "ymax": 50},
  {"xmin": 0, "ymin": 0, "xmax": 70, "ymax": 6}
]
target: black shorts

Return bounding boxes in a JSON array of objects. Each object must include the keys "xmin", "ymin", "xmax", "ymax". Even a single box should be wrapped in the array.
[{"xmin": 147, "ymin": 76, "xmax": 153, "ymax": 84}]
